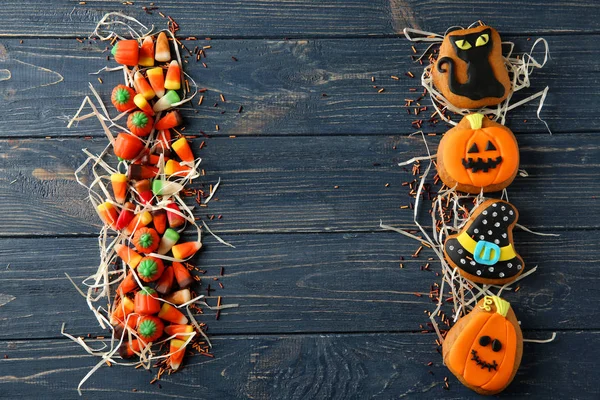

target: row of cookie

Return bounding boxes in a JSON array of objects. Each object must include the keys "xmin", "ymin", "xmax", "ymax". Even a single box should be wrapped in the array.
[{"xmin": 430, "ymin": 25, "xmax": 529, "ymax": 396}]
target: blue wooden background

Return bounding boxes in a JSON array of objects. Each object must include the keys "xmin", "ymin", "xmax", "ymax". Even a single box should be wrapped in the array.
[{"xmin": 1, "ymin": 1, "xmax": 599, "ymax": 398}]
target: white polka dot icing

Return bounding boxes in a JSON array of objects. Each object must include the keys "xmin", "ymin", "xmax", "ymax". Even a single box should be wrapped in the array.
[{"xmin": 443, "ymin": 199, "xmax": 524, "ymax": 282}]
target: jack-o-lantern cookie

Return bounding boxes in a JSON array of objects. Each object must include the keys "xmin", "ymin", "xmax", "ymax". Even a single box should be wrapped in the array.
[
  {"xmin": 443, "ymin": 296, "xmax": 523, "ymax": 395},
  {"xmin": 432, "ymin": 25, "xmax": 511, "ymax": 109},
  {"xmin": 444, "ymin": 199, "xmax": 524, "ymax": 285},
  {"xmin": 437, "ymin": 113, "xmax": 519, "ymax": 194}
]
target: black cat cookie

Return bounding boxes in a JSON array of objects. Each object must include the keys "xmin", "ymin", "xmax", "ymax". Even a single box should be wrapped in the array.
[
  {"xmin": 444, "ymin": 199, "xmax": 524, "ymax": 285},
  {"xmin": 432, "ymin": 25, "xmax": 511, "ymax": 109}
]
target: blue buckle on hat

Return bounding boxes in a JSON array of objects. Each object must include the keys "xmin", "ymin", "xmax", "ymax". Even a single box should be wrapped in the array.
[{"xmin": 473, "ymin": 240, "xmax": 501, "ymax": 265}]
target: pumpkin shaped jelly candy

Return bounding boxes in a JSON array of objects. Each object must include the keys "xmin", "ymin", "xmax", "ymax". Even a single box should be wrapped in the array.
[
  {"xmin": 432, "ymin": 25, "xmax": 511, "ymax": 109},
  {"xmin": 437, "ymin": 113, "xmax": 519, "ymax": 194},
  {"xmin": 443, "ymin": 296, "xmax": 523, "ymax": 395},
  {"xmin": 444, "ymin": 199, "xmax": 524, "ymax": 285}
]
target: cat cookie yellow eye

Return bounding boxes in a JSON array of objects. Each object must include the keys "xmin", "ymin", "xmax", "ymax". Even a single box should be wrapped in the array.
[
  {"xmin": 455, "ymin": 39, "xmax": 472, "ymax": 50},
  {"xmin": 475, "ymin": 33, "xmax": 489, "ymax": 47}
]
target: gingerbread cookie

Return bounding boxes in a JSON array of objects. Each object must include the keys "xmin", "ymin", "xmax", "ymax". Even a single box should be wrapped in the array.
[
  {"xmin": 443, "ymin": 296, "xmax": 523, "ymax": 395},
  {"xmin": 444, "ymin": 199, "xmax": 524, "ymax": 285},
  {"xmin": 437, "ymin": 113, "xmax": 519, "ymax": 194},
  {"xmin": 432, "ymin": 25, "xmax": 511, "ymax": 109}
]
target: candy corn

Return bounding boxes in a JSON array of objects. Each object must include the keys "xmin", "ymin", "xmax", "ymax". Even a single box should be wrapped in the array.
[
  {"xmin": 119, "ymin": 339, "xmax": 142, "ymax": 359},
  {"xmin": 172, "ymin": 241, "xmax": 201, "ymax": 260},
  {"xmin": 114, "ymin": 243, "xmax": 143, "ymax": 269},
  {"xmin": 128, "ymin": 164, "xmax": 159, "ymax": 180},
  {"xmin": 146, "ymin": 67, "xmax": 165, "ymax": 98},
  {"xmin": 155, "ymin": 266, "xmax": 174, "ymax": 295},
  {"xmin": 152, "ymin": 209, "xmax": 167, "ymax": 234},
  {"xmin": 134, "ymin": 71, "xmax": 155, "ymax": 100},
  {"xmin": 137, "ymin": 315, "xmax": 164, "ymax": 343},
  {"xmin": 158, "ymin": 228, "xmax": 180, "ymax": 255},
  {"xmin": 168, "ymin": 339, "xmax": 186, "ymax": 371},
  {"xmin": 135, "ymin": 287, "xmax": 161, "ymax": 315},
  {"xmin": 97, "ymin": 201, "xmax": 119, "ymax": 228},
  {"xmin": 166, "ymin": 202, "xmax": 186, "ymax": 228},
  {"xmin": 111, "ymin": 85, "xmax": 136, "ymax": 112},
  {"xmin": 153, "ymin": 90, "xmax": 180, "ymax": 112},
  {"xmin": 110, "ymin": 173, "xmax": 128, "ymax": 203},
  {"xmin": 138, "ymin": 36, "xmax": 155, "ymax": 67},
  {"xmin": 110, "ymin": 295, "xmax": 135, "ymax": 325},
  {"xmin": 115, "ymin": 202, "xmax": 135, "ymax": 230},
  {"xmin": 133, "ymin": 227, "xmax": 160, "ymax": 254},
  {"xmin": 165, "ymin": 159, "xmax": 191, "ymax": 177},
  {"xmin": 113, "ymin": 313, "xmax": 140, "ymax": 338},
  {"xmin": 155, "ymin": 32, "xmax": 171, "ymax": 62},
  {"xmin": 155, "ymin": 110, "xmax": 182, "ymax": 130},
  {"xmin": 134, "ymin": 180, "xmax": 153, "ymax": 205},
  {"xmin": 114, "ymin": 133, "xmax": 145, "ymax": 161},
  {"xmin": 111, "ymin": 39, "xmax": 139, "ymax": 66},
  {"xmin": 124, "ymin": 211, "xmax": 153, "ymax": 236},
  {"xmin": 133, "ymin": 93, "xmax": 155, "ymax": 116},
  {"xmin": 158, "ymin": 303, "xmax": 188, "ymax": 324},
  {"xmin": 137, "ymin": 256, "xmax": 165, "ymax": 282},
  {"xmin": 157, "ymin": 129, "xmax": 172, "ymax": 152},
  {"xmin": 152, "ymin": 179, "xmax": 184, "ymax": 196},
  {"xmin": 164, "ymin": 60, "xmax": 181, "ymax": 90},
  {"xmin": 164, "ymin": 288, "xmax": 191, "ymax": 305},
  {"xmin": 172, "ymin": 262, "xmax": 194, "ymax": 288},
  {"xmin": 141, "ymin": 152, "xmax": 165, "ymax": 166},
  {"xmin": 164, "ymin": 324, "xmax": 194, "ymax": 340},
  {"xmin": 171, "ymin": 137, "xmax": 194, "ymax": 163},
  {"xmin": 117, "ymin": 271, "xmax": 139, "ymax": 295},
  {"xmin": 127, "ymin": 111, "xmax": 154, "ymax": 137}
]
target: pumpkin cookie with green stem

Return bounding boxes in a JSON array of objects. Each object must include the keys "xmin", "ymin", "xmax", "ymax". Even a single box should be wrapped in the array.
[{"xmin": 437, "ymin": 113, "xmax": 519, "ymax": 194}]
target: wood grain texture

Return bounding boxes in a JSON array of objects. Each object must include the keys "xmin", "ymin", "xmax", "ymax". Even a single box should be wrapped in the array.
[
  {"xmin": 0, "ymin": 134, "xmax": 598, "ymax": 237},
  {"xmin": 1, "ymin": 332, "xmax": 598, "ymax": 399},
  {"xmin": 1, "ymin": 230, "xmax": 597, "ymax": 339},
  {"xmin": 0, "ymin": 1, "xmax": 599, "ymax": 37},
  {"xmin": 0, "ymin": 35, "xmax": 595, "ymax": 138}
]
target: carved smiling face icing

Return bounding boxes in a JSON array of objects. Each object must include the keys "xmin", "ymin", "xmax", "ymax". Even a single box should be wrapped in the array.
[
  {"xmin": 432, "ymin": 25, "xmax": 511, "ymax": 109},
  {"xmin": 437, "ymin": 114, "xmax": 520, "ymax": 194},
  {"xmin": 443, "ymin": 296, "xmax": 523, "ymax": 395},
  {"xmin": 444, "ymin": 199, "xmax": 524, "ymax": 285}
]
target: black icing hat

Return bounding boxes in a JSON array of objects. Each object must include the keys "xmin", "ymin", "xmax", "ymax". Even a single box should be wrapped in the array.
[{"xmin": 444, "ymin": 200, "xmax": 524, "ymax": 281}]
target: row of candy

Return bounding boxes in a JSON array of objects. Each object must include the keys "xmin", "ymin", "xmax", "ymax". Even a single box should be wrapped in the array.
[{"xmin": 95, "ymin": 32, "xmax": 204, "ymax": 372}]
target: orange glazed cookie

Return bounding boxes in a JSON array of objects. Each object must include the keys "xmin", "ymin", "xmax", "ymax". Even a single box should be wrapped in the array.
[
  {"xmin": 437, "ymin": 113, "xmax": 519, "ymax": 194},
  {"xmin": 432, "ymin": 25, "xmax": 511, "ymax": 109},
  {"xmin": 443, "ymin": 296, "xmax": 523, "ymax": 395}
]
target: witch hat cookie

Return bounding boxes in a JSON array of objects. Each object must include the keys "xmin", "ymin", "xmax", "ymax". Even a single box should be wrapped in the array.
[{"xmin": 444, "ymin": 199, "xmax": 524, "ymax": 285}]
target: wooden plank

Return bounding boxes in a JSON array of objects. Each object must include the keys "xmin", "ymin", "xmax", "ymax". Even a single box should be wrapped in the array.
[
  {"xmin": 0, "ymin": 35, "xmax": 594, "ymax": 138},
  {"xmin": 1, "ymin": 332, "xmax": 598, "ymax": 399},
  {"xmin": 0, "ymin": 1, "xmax": 599, "ymax": 38},
  {"xmin": 0, "ymin": 134, "xmax": 598, "ymax": 237},
  {"xmin": 1, "ymin": 230, "xmax": 598, "ymax": 339}
]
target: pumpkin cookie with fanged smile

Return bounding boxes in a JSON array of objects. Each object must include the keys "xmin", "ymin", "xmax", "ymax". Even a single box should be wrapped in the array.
[
  {"xmin": 437, "ymin": 113, "xmax": 519, "ymax": 194},
  {"xmin": 443, "ymin": 296, "xmax": 523, "ymax": 395}
]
